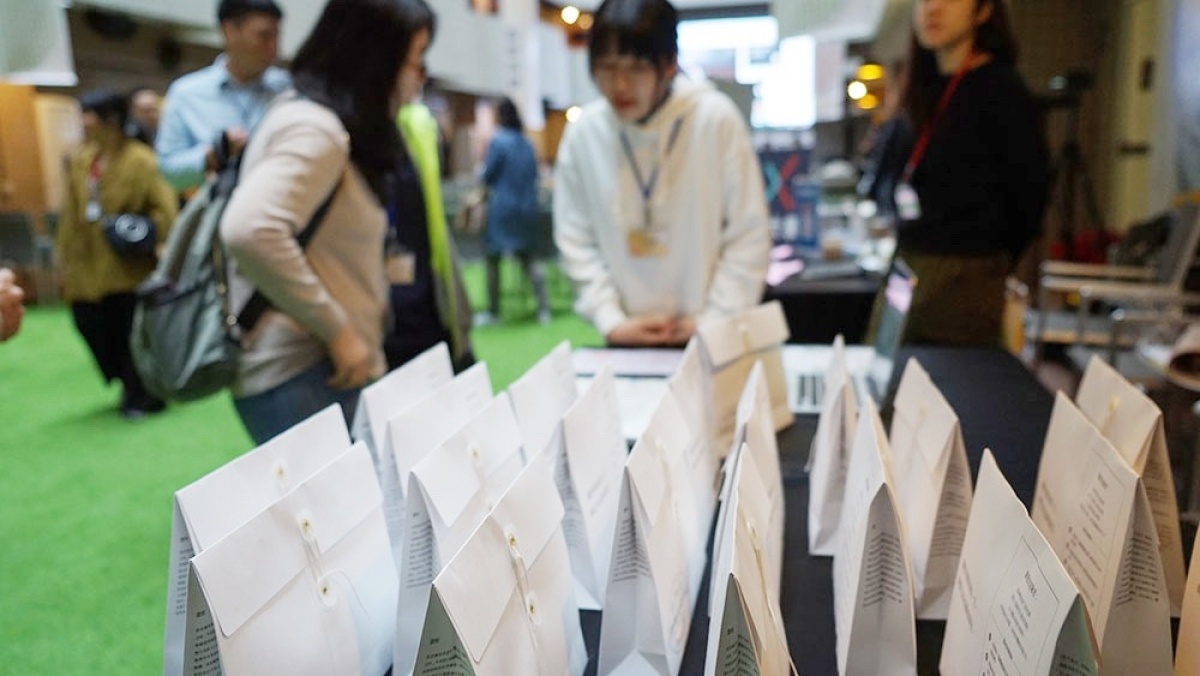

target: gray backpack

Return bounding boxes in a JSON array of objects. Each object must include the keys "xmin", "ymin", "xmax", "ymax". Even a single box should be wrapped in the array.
[{"xmin": 130, "ymin": 161, "xmax": 336, "ymax": 402}]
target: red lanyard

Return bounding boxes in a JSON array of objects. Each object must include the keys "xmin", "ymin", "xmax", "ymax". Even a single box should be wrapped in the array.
[{"xmin": 903, "ymin": 53, "xmax": 979, "ymax": 182}]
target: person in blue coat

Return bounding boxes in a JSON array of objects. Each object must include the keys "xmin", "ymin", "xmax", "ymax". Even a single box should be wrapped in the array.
[{"xmin": 479, "ymin": 98, "xmax": 550, "ymax": 324}]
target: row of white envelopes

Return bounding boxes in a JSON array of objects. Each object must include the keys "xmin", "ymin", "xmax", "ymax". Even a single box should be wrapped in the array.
[
  {"xmin": 161, "ymin": 301, "xmax": 801, "ymax": 675},
  {"xmin": 809, "ymin": 335, "xmax": 1200, "ymax": 675}
]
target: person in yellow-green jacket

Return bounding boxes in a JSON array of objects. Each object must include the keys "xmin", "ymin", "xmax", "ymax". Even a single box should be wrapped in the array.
[
  {"xmin": 57, "ymin": 89, "xmax": 178, "ymax": 419},
  {"xmin": 388, "ymin": 89, "xmax": 474, "ymax": 371}
]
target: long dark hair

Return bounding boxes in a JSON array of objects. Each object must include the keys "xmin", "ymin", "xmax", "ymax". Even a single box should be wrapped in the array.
[
  {"xmin": 496, "ymin": 98, "xmax": 522, "ymax": 131},
  {"xmin": 290, "ymin": 0, "xmax": 434, "ymax": 199},
  {"xmin": 588, "ymin": 0, "xmax": 678, "ymax": 71},
  {"xmin": 900, "ymin": 0, "xmax": 1017, "ymax": 130}
]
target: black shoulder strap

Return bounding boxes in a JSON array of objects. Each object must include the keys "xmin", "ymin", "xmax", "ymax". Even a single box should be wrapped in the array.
[{"xmin": 234, "ymin": 178, "xmax": 342, "ymax": 332}]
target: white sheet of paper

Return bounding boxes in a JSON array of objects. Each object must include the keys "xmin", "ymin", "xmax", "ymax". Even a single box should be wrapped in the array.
[
  {"xmin": 807, "ymin": 335, "xmax": 859, "ymax": 557},
  {"xmin": 695, "ymin": 302, "xmax": 794, "ymax": 445},
  {"xmin": 575, "ymin": 374, "xmax": 669, "ymax": 445},
  {"xmin": 597, "ymin": 427, "xmax": 695, "ymax": 675},
  {"xmin": 1031, "ymin": 392, "xmax": 1173, "ymax": 675},
  {"xmin": 558, "ymin": 366, "xmax": 629, "ymax": 610},
  {"xmin": 1175, "ymin": 540, "xmax": 1200, "ymax": 675},
  {"xmin": 1075, "ymin": 355, "xmax": 1186, "ymax": 616},
  {"xmin": 186, "ymin": 443, "xmax": 397, "ymax": 676},
  {"xmin": 832, "ymin": 398, "xmax": 916, "ymax": 676},
  {"xmin": 164, "ymin": 405, "xmax": 350, "ymax": 676},
  {"xmin": 393, "ymin": 392, "xmax": 527, "ymax": 675},
  {"xmin": 571, "ymin": 346, "xmax": 683, "ymax": 377},
  {"xmin": 669, "ymin": 340, "xmax": 717, "ymax": 460},
  {"xmin": 887, "ymin": 358, "xmax": 972, "ymax": 620},
  {"xmin": 507, "ymin": 341, "xmax": 578, "ymax": 460},
  {"xmin": 941, "ymin": 451, "xmax": 1098, "ymax": 675},
  {"xmin": 351, "ymin": 342, "xmax": 453, "ymax": 457},
  {"xmin": 412, "ymin": 454, "xmax": 588, "ymax": 676},
  {"xmin": 382, "ymin": 362, "xmax": 493, "ymax": 567},
  {"xmin": 705, "ymin": 443, "xmax": 793, "ymax": 676}
]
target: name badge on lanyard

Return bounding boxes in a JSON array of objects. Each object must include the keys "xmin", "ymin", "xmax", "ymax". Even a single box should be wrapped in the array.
[
  {"xmin": 621, "ymin": 116, "xmax": 684, "ymax": 259},
  {"xmin": 895, "ymin": 182, "xmax": 921, "ymax": 221}
]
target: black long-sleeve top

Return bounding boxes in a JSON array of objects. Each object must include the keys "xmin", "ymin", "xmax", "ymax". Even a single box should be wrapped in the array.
[{"xmin": 889, "ymin": 61, "xmax": 1050, "ymax": 260}]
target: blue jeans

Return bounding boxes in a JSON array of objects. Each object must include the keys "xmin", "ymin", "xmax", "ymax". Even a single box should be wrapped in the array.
[{"xmin": 233, "ymin": 360, "xmax": 360, "ymax": 445}]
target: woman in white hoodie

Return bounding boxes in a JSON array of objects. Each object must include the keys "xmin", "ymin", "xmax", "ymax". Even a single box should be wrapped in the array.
[{"xmin": 553, "ymin": 0, "xmax": 771, "ymax": 347}]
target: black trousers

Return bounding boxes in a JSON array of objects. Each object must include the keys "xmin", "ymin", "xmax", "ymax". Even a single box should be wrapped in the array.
[{"xmin": 71, "ymin": 293, "xmax": 156, "ymax": 405}]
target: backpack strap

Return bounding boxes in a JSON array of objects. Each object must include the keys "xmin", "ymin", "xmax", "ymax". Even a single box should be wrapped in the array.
[{"xmin": 234, "ymin": 177, "xmax": 342, "ymax": 332}]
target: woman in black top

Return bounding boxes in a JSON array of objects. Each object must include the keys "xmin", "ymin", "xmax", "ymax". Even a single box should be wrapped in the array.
[{"xmin": 881, "ymin": 0, "xmax": 1049, "ymax": 346}]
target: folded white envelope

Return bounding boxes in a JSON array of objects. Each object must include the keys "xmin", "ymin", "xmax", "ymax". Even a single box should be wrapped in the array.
[
  {"xmin": 507, "ymin": 341, "xmax": 578, "ymax": 460},
  {"xmin": 597, "ymin": 419, "xmax": 696, "ymax": 675},
  {"xmin": 163, "ymin": 405, "xmax": 350, "ymax": 676},
  {"xmin": 695, "ymin": 301, "xmax": 793, "ymax": 448},
  {"xmin": 941, "ymin": 451, "xmax": 1098, "ymax": 675},
  {"xmin": 412, "ymin": 454, "xmax": 588, "ymax": 675},
  {"xmin": 887, "ymin": 358, "xmax": 972, "ymax": 620},
  {"xmin": 186, "ymin": 443, "xmax": 397, "ymax": 676},
  {"xmin": 1176, "ymin": 540, "xmax": 1200, "ymax": 675},
  {"xmin": 806, "ymin": 335, "xmax": 859, "ymax": 557},
  {"xmin": 351, "ymin": 341, "xmax": 453, "ymax": 459},
  {"xmin": 668, "ymin": 340, "xmax": 718, "ymax": 463},
  {"xmin": 393, "ymin": 392, "xmax": 527, "ymax": 675},
  {"xmin": 711, "ymin": 361, "xmax": 785, "ymax": 616},
  {"xmin": 832, "ymin": 398, "xmax": 916, "ymax": 676},
  {"xmin": 1031, "ymin": 392, "xmax": 1172, "ymax": 675},
  {"xmin": 1075, "ymin": 355, "xmax": 1186, "ymax": 616},
  {"xmin": 705, "ymin": 443, "xmax": 794, "ymax": 676},
  {"xmin": 558, "ymin": 365, "xmax": 629, "ymax": 610}
]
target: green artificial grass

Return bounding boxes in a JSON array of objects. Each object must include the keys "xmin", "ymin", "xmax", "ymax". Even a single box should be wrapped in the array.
[{"xmin": 0, "ymin": 260, "xmax": 599, "ymax": 673}]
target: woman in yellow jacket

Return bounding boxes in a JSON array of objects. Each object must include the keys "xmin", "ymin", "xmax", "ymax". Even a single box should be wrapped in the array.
[{"xmin": 56, "ymin": 89, "xmax": 177, "ymax": 418}]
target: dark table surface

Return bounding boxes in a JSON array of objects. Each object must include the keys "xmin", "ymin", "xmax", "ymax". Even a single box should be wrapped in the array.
[{"xmin": 581, "ymin": 346, "xmax": 1056, "ymax": 675}]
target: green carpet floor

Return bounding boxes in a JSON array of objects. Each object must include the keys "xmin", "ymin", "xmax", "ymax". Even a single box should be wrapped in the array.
[{"xmin": 0, "ymin": 260, "xmax": 599, "ymax": 673}]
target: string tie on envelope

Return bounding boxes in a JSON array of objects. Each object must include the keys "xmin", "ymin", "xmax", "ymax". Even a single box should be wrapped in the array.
[
  {"xmin": 503, "ymin": 524, "xmax": 546, "ymax": 673},
  {"xmin": 654, "ymin": 439, "xmax": 683, "ymax": 523},
  {"xmin": 297, "ymin": 511, "xmax": 370, "ymax": 616},
  {"xmin": 899, "ymin": 403, "xmax": 929, "ymax": 463},
  {"xmin": 738, "ymin": 323, "xmax": 753, "ymax": 352},
  {"xmin": 1098, "ymin": 395, "xmax": 1120, "ymax": 435},
  {"xmin": 743, "ymin": 513, "xmax": 800, "ymax": 676},
  {"xmin": 467, "ymin": 440, "xmax": 494, "ymax": 510}
]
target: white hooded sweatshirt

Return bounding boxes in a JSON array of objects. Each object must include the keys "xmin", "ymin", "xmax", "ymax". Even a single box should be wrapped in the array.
[{"xmin": 553, "ymin": 76, "xmax": 771, "ymax": 337}]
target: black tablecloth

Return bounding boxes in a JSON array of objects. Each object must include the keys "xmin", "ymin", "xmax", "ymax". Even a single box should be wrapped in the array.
[
  {"xmin": 581, "ymin": 346, "xmax": 1055, "ymax": 675},
  {"xmin": 764, "ymin": 273, "xmax": 880, "ymax": 345}
]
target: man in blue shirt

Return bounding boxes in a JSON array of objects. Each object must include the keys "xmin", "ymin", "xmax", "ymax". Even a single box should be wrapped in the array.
[{"xmin": 156, "ymin": 0, "xmax": 291, "ymax": 192}]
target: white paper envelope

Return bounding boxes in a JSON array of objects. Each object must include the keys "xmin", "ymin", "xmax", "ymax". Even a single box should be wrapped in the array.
[
  {"xmin": 1175, "ymin": 540, "xmax": 1200, "ymax": 675},
  {"xmin": 1075, "ymin": 355, "xmax": 1186, "ymax": 616},
  {"xmin": 637, "ymin": 387, "xmax": 717, "ymax": 599},
  {"xmin": 351, "ymin": 342, "xmax": 453, "ymax": 458},
  {"xmin": 1031, "ymin": 392, "xmax": 1172, "ymax": 675},
  {"xmin": 597, "ymin": 426, "xmax": 695, "ymax": 675},
  {"xmin": 393, "ymin": 392, "xmax": 527, "ymax": 675},
  {"xmin": 941, "ymin": 451, "xmax": 1099, "ymax": 676},
  {"xmin": 163, "ymin": 405, "xmax": 350, "ymax": 676},
  {"xmin": 185, "ymin": 443, "xmax": 397, "ymax": 676},
  {"xmin": 412, "ymin": 456, "xmax": 588, "ymax": 676},
  {"xmin": 508, "ymin": 341, "xmax": 578, "ymax": 459},
  {"xmin": 887, "ymin": 358, "xmax": 972, "ymax": 620},
  {"xmin": 807, "ymin": 335, "xmax": 859, "ymax": 557},
  {"xmin": 695, "ymin": 301, "xmax": 793, "ymax": 446},
  {"xmin": 669, "ymin": 339, "xmax": 717, "ymax": 462},
  {"xmin": 832, "ymin": 398, "xmax": 916, "ymax": 676},
  {"xmin": 705, "ymin": 443, "xmax": 794, "ymax": 676},
  {"xmin": 559, "ymin": 365, "xmax": 629, "ymax": 610}
]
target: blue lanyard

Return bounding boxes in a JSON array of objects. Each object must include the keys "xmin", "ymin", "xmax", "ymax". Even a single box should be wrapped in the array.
[{"xmin": 619, "ymin": 116, "xmax": 685, "ymax": 220}]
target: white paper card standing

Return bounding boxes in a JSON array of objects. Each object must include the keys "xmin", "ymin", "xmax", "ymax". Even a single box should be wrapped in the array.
[
  {"xmin": 705, "ymin": 443, "xmax": 793, "ymax": 676},
  {"xmin": 1175, "ymin": 540, "xmax": 1200, "ymax": 675},
  {"xmin": 887, "ymin": 358, "xmax": 972, "ymax": 619},
  {"xmin": 393, "ymin": 393, "xmax": 527, "ymax": 675},
  {"xmin": 507, "ymin": 341, "xmax": 578, "ymax": 459},
  {"xmin": 185, "ymin": 443, "xmax": 397, "ymax": 676},
  {"xmin": 558, "ymin": 366, "xmax": 629, "ymax": 610},
  {"xmin": 382, "ymin": 362, "xmax": 493, "ymax": 565},
  {"xmin": 351, "ymin": 342, "xmax": 453, "ymax": 458},
  {"xmin": 1075, "ymin": 355, "xmax": 1186, "ymax": 616},
  {"xmin": 832, "ymin": 398, "xmax": 916, "ymax": 676},
  {"xmin": 669, "ymin": 340, "xmax": 717, "ymax": 463},
  {"xmin": 941, "ymin": 451, "xmax": 1098, "ymax": 676},
  {"xmin": 164, "ymin": 405, "xmax": 350, "ymax": 676},
  {"xmin": 696, "ymin": 301, "xmax": 794, "ymax": 448},
  {"xmin": 1031, "ymin": 392, "xmax": 1172, "ymax": 675},
  {"xmin": 807, "ymin": 335, "xmax": 859, "ymax": 557},
  {"xmin": 597, "ymin": 419, "xmax": 696, "ymax": 675},
  {"xmin": 412, "ymin": 455, "xmax": 588, "ymax": 676}
]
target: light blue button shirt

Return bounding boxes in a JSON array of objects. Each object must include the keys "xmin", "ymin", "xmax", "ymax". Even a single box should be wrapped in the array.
[{"xmin": 155, "ymin": 54, "xmax": 291, "ymax": 191}]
